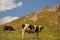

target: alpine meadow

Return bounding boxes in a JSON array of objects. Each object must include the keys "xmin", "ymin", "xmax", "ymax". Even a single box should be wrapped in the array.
[{"xmin": 0, "ymin": 4, "xmax": 60, "ymax": 40}]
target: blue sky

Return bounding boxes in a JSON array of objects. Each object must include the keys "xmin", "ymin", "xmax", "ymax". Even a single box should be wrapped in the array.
[{"xmin": 0, "ymin": 0, "xmax": 60, "ymax": 24}]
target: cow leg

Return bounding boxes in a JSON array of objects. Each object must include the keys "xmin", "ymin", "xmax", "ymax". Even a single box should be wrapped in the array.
[
  {"xmin": 22, "ymin": 29, "xmax": 25, "ymax": 39},
  {"xmin": 35, "ymin": 32, "xmax": 39, "ymax": 40}
]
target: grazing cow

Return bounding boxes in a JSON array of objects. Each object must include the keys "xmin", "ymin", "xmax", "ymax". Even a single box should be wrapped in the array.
[
  {"xmin": 4, "ymin": 26, "xmax": 15, "ymax": 31},
  {"xmin": 21, "ymin": 24, "xmax": 43, "ymax": 39}
]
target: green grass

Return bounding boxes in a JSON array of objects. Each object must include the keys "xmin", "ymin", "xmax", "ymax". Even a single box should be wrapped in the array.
[
  {"xmin": 0, "ymin": 7, "xmax": 60, "ymax": 40},
  {"xmin": 0, "ymin": 25, "xmax": 60, "ymax": 40}
]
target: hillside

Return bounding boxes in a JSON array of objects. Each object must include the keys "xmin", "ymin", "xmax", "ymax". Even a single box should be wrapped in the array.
[
  {"xmin": 0, "ymin": 4, "xmax": 60, "ymax": 40},
  {"xmin": 0, "ymin": 4, "xmax": 60, "ymax": 30}
]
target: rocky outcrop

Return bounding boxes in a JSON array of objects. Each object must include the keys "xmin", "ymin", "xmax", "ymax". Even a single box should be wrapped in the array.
[{"xmin": 48, "ymin": 4, "xmax": 60, "ymax": 12}]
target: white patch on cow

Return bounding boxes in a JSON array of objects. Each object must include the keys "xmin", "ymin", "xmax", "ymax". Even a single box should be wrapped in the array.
[
  {"xmin": 39, "ymin": 25, "xmax": 42, "ymax": 28},
  {"xmin": 39, "ymin": 25, "xmax": 42, "ymax": 31},
  {"xmin": 23, "ymin": 24, "xmax": 30, "ymax": 30}
]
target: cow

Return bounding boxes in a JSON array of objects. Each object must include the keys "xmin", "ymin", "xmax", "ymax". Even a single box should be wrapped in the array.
[
  {"xmin": 21, "ymin": 24, "xmax": 43, "ymax": 39},
  {"xmin": 4, "ymin": 26, "xmax": 15, "ymax": 31}
]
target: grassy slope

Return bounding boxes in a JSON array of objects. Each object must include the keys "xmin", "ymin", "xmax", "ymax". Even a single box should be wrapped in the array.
[{"xmin": 0, "ymin": 11, "xmax": 60, "ymax": 40}]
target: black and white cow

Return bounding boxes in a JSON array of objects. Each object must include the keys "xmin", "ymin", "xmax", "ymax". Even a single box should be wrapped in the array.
[
  {"xmin": 21, "ymin": 24, "xmax": 43, "ymax": 39},
  {"xmin": 4, "ymin": 26, "xmax": 15, "ymax": 31}
]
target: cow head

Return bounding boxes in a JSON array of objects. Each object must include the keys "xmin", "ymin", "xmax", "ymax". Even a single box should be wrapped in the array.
[
  {"xmin": 13, "ymin": 29, "xmax": 15, "ymax": 31},
  {"xmin": 39, "ymin": 26, "xmax": 43, "ymax": 31}
]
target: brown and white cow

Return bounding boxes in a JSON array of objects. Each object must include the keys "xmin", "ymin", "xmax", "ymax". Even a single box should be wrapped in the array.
[{"xmin": 21, "ymin": 24, "xmax": 43, "ymax": 39}]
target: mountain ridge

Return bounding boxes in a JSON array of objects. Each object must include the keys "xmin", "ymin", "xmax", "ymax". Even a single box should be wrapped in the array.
[{"xmin": 0, "ymin": 4, "xmax": 60, "ymax": 30}]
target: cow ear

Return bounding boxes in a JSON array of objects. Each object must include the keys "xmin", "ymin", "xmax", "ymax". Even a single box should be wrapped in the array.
[
  {"xmin": 40, "ymin": 27, "xmax": 43, "ymax": 31},
  {"xmin": 41, "ymin": 27, "xmax": 43, "ymax": 29}
]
